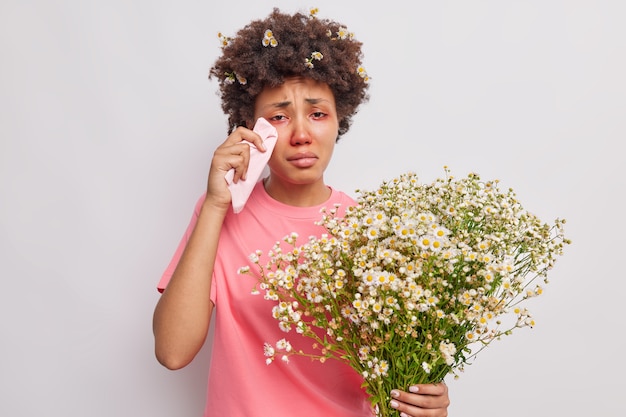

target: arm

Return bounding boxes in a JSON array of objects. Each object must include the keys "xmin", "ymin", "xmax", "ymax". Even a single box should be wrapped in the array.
[
  {"xmin": 152, "ymin": 126, "xmax": 267, "ymax": 370},
  {"xmin": 390, "ymin": 383, "xmax": 450, "ymax": 417}
]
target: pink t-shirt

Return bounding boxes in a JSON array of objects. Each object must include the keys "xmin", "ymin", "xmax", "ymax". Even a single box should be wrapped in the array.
[{"xmin": 158, "ymin": 181, "xmax": 374, "ymax": 417}]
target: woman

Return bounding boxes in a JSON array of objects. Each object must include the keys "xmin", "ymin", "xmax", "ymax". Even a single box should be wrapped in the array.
[{"xmin": 153, "ymin": 8, "xmax": 450, "ymax": 417}]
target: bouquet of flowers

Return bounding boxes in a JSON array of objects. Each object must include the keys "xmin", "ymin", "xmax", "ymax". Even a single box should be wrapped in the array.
[{"xmin": 239, "ymin": 168, "xmax": 570, "ymax": 416}]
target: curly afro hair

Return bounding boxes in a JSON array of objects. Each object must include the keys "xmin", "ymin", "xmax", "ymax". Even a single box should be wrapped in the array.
[{"xmin": 208, "ymin": 8, "xmax": 370, "ymax": 140}]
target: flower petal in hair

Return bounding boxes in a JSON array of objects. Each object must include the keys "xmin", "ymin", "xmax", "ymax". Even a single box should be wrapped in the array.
[
  {"xmin": 357, "ymin": 66, "xmax": 370, "ymax": 83},
  {"xmin": 262, "ymin": 29, "xmax": 278, "ymax": 47},
  {"xmin": 305, "ymin": 51, "xmax": 323, "ymax": 69}
]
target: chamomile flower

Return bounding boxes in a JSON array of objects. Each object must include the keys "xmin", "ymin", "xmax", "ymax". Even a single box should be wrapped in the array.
[
  {"xmin": 240, "ymin": 168, "xmax": 569, "ymax": 415},
  {"xmin": 262, "ymin": 29, "xmax": 278, "ymax": 47}
]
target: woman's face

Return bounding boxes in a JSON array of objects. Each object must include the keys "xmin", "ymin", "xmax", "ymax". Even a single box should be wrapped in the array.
[{"xmin": 253, "ymin": 76, "xmax": 339, "ymax": 190}]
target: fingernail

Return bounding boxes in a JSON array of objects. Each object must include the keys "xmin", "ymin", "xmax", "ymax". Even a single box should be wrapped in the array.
[
  {"xmin": 389, "ymin": 400, "xmax": 399, "ymax": 409},
  {"xmin": 409, "ymin": 386, "xmax": 419, "ymax": 393},
  {"xmin": 390, "ymin": 390, "xmax": 400, "ymax": 398}
]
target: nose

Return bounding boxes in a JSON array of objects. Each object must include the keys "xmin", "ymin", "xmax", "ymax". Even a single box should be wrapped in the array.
[{"xmin": 289, "ymin": 118, "xmax": 312, "ymax": 146}]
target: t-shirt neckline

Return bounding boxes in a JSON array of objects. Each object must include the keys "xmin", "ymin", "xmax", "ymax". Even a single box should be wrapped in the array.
[{"xmin": 250, "ymin": 179, "xmax": 339, "ymax": 219}]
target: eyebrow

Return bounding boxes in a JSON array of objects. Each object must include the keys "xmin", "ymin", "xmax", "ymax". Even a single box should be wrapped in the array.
[{"xmin": 262, "ymin": 98, "xmax": 330, "ymax": 110}]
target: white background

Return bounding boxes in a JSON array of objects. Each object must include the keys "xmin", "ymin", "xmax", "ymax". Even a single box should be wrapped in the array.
[{"xmin": 1, "ymin": 1, "xmax": 624, "ymax": 416}]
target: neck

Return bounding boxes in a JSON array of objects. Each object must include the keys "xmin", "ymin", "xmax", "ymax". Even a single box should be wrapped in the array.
[{"xmin": 263, "ymin": 177, "xmax": 331, "ymax": 207}]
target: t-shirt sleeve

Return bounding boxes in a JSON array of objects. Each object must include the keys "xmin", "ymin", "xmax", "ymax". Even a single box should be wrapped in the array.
[{"xmin": 156, "ymin": 194, "xmax": 206, "ymax": 293}]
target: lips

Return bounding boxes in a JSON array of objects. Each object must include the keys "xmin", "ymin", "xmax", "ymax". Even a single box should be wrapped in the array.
[{"xmin": 287, "ymin": 152, "xmax": 318, "ymax": 168}]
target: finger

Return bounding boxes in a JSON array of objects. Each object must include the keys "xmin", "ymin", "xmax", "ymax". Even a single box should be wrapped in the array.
[
  {"xmin": 408, "ymin": 382, "xmax": 448, "ymax": 396},
  {"xmin": 234, "ymin": 142, "xmax": 251, "ymax": 181},
  {"xmin": 223, "ymin": 128, "xmax": 266, "ymax": 182},
  {"xmin": 217, "ymin": 142, "xmax": 251, "ymax": 182},
  {"xmin": 389, "ymin": 383, "xmax": 449, "ymax": 413},
  {"xmin": 389, "ymin": 396, "xmax": 448, "ymax": 417},
  {"xmin": 228, "ymin": 126, "xmax": 266, "ymax": 151}
]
